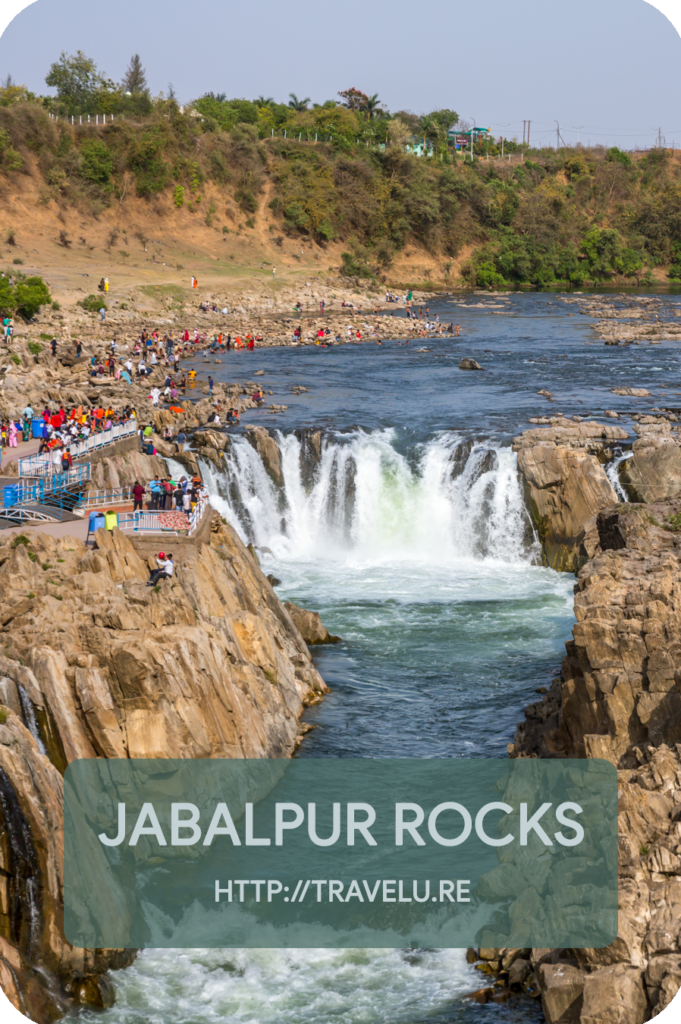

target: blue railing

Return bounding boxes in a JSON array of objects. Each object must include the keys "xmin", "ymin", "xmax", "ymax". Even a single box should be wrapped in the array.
[{"xmin": 18, "ymin": 421, "xmax": 137, "ymax": 477}]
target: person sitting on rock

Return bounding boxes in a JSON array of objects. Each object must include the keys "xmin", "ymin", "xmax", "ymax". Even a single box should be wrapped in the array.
[{"xmin": 147, "ymin": 553, "xmax": 174, "ymax": 586}]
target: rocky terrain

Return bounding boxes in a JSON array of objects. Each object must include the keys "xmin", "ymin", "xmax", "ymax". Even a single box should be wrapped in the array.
[
  {"xmin": 0, "ymin": 517, "xmax": 328, "ymax": 1019},
  {"xmin": 559, "ymin": 294, "xmax": 681, "ymax": 346},
  {"xmin": 486, "ymin": 418, "xmax": 681, "ymax": 1024}
]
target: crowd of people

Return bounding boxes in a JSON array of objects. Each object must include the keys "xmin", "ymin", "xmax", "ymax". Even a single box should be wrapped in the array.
[{"xmin": 133, "ymin": 473, "xmax": 205, "ymax": 516}]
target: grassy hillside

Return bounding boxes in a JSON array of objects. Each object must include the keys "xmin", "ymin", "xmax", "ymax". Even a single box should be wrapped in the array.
[{"xmin": 1, "ymin": 98, "xmax": 681, "ymax": 290}]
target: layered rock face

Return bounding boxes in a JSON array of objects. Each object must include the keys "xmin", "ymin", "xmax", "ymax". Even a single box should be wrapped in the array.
[
  {"xmin": 510, "ymin": 500, "xmax": 681, "ymax": 1023},
  {"xmin": 0, "ymin": 518, "xmax": 326, "ymax": 1020},
  {"xmin": 513, "ymin": 420, "xmax": 626, "ymax": 571}
]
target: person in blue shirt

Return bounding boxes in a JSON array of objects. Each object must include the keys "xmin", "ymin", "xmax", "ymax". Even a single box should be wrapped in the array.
[{"xmin": 149, "ymin": 476, "xmax": 161, "ymax": 510}]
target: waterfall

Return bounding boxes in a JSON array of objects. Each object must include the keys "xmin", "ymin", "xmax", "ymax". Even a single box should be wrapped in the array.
[
  {"xmin": 17, "ymin": 685, "xmax": 47, "ymax": 757},
  {"xmin": 200, "ymin": 429, "xmax": 538, "ymax": 566},
  {"xmin": 606, "ymin": 450, "xmax": 633, "ymax": 502}
]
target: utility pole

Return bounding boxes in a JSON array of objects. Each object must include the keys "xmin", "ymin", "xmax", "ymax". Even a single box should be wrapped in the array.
[
  {"xmin": 659, "ymin": 127, "xmax": 662, "ymax": 148},
  {"xmin": 527, "ymin": 120, "xmax": 530, "ymax": 148}
]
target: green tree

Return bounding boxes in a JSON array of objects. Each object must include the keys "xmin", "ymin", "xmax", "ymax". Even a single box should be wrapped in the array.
[
  {"xmin": 45, "ymin": 50, "xmax": 113, "ymax": 113},
  {"xmin": 364, "ymin": 94, "xmax": 384, "ymax": 119},
  {"xmin": 288, "ymin": 93, "xmax": 311, "ymax": 112},
  {"xmin": 121, "ymin": 54, "xmax": 148, "ymax": 95}
]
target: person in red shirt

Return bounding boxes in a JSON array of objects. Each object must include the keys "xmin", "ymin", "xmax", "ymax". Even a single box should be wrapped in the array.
[{"xmin": 132, "ymin": 480, "xmax": 145, "ymax": 511}]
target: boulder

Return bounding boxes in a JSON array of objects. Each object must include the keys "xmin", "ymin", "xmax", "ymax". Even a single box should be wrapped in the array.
[
  {"xmin": 537, "ymin": 964, "xmax": 586, "ymax": 1024},
  {"xmin": 580, "ymin": 965, "xmax": 647, "ymax": 1024},
  {"xmin": 517, "ymin": 445, "xmax": 617, "ymax": 572},
  {"xmin": 459, "ymin": 357, "xmax": 483, "ymax": 370},
  {"xmin": 284, "ymin": 601, "xmax": 339, "ymax": 645},
  {"xmin": 246, "ymin": 425, "xmax": 283, "ymax": 487},
  {"xmin": 620, "ymin": 440, "xmax": 681, "ymax": 503},
  {"xmin": 193, "ymin": 429, "xmax": 229, "ymax": 452}
]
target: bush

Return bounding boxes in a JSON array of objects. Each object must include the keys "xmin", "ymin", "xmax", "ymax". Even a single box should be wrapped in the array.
[
  {"xmin": 79, "ymin": 294, "xmax": 106, "ymax": 312},
  {"xmin": 10, "ymin": 353, "xmax": 20, "ymax": 365},
  {"xmin": 28, "ymin": 341, "xmax": 42, "ymax": 355},
  {"xmin": 0, "ymin": 272, "xmax": 52, "ymax": 319},
  {"xmin": 173, "ymin": 184, "xmax": 184, "ymax": 207},
  {"xmin": 79, "ymin": 139, "xmax": 113, "ymax": 185}
]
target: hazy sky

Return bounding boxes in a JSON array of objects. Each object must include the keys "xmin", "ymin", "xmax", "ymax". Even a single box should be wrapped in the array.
[{"xmin": 0, "ymin": 0, "xmax": 680, "ymax": 148}]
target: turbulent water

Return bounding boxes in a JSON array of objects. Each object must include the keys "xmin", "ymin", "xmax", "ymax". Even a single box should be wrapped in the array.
[{"xmin": 87, "ymin": 290, "xmax": 680, "ymax": 1024}]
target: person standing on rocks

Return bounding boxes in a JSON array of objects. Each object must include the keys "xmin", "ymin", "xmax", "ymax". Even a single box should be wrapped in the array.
[{"xmin": 51, "ymin": 338, "xmax": 57, "ymax": 357}]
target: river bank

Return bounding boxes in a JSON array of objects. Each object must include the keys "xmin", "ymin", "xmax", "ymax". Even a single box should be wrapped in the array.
[{"xmin": 1, "ymin": 291, "xmax": 681, "ymax": 1023}]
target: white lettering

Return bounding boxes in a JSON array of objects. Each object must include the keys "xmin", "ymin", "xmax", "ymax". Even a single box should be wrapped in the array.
[
  {"xmin": 428, "ymin": 803, "xmax": 472, "ymax": 847},
  {"xmin": 347, "ymin": 803, "xmax": 377, "ymax": 846},
  {"xmin": 520, "ymin": 802, "xmax": 554, "ymax": 846},
  {"xmin": 308, "ymin": 802, "xmax": 341, "ymax": 846},
  {"xmin": 475, "ymin": 802, "xmax": 514, "ymax": 846},
  {"xmin": 245, "ymin": 803, "xmax": 271, "ymax": 846},
  {"xmin": 171, "ymin": 803, "xmax": 201, "ymax": 846},
  {"xmin": 98, "ymin": 803, "xmax": 126, "ymax": 847},
  {"xmin": 345, "ymin": 879, "xmax": 364, "ymax": 902},
  {"xmin": 395, "ymin": 803, "xmax": 426, "ymax": 846},
  {"xmin": 129, "ymin": 803, "xmax": 167, "ymax": 846},
  {"xmin": 555, "ymin": 802, "xmax": 584, "ymax": 847},
  {"xmin": 457, "ymin": 879, "xmax": 470, "ymax": 902},
  {"xmin": 203, "ymin": 803, "xmax": 241, "ymax": 846},
  {"xmin": 275, "ymin": 803, "xmax": 304, "ymax": 846}
]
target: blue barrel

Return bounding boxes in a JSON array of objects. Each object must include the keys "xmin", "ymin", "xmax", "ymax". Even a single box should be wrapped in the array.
[
  {"xmin": 3, "ymin": 486, "xmax": 19, "ymax": 508},
  {"xmin": 32, "ymin": 418, "xmax": 45, "ymax": 439},
  {"xmin": 88, "ymin": 511, "xmax": 106, "ymax": 533}
]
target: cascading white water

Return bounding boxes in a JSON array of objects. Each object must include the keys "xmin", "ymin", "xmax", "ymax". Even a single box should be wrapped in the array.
[
  {"xmin": 201, "ymin": 429, "xmax": 538, "ymax": 567},
  {"xmin": 606, "ymin": 450, "xmax": 633, "ymax": 502}
]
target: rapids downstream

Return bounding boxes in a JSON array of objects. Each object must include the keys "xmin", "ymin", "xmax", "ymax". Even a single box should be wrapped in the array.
[{"xmin": 84, "ymin": 291, "xmax": 681, "ymax": 1024}]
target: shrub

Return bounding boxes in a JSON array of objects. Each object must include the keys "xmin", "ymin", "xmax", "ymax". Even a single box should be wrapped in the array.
[
  {"xmin": 11, "ymin": 534, "xmax": 30, "ymax": 548},
  {"xmin": 10, "ymin": 354, "xmax": 20, "ymax": 364},
  {"xmin": 79, "ymin": 294, "xmax": 106, "ymax": 312},
  {"xmin": 173, "ymin": 184, "xmax": 185, "ymax": 207},
  {"xmin": 79, "ymin": 139, "xmax": 113, "ymax": 185},
  {"xmin": 51, "ymin": 300, "xmax": 60, "ymax": 310},
  {"xmin": 27, "ymin": 341, "xmax": 42, "ymax": 355}
]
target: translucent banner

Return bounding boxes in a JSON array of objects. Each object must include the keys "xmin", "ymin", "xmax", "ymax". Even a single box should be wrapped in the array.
[{"xmin": 64, "ymin": 758, "xmax": 618, "ymax": 948}]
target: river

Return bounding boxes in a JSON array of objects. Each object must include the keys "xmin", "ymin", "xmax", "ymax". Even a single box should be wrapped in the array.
[{"xmin": 80, "ymin": 290, "xmax": 681, "ymax": 1024}]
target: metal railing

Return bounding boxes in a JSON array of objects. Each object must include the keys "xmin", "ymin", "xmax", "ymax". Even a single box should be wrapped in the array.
[
  {"xmin": 79, "ymin": 487, "xmax": 133, "ymax": 509},
  {"xmin": 18, "ymin": 421, "xmax": 137, "ymax": 476},
  {"xmin": 113, "ymin": 494, "xmax": 209, "ymax": 536},
  {"xmin": 3, "ymin": 466, "xmax": 91, "ymax": 505}
]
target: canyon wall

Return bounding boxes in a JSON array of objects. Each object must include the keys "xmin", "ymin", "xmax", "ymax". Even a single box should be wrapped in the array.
[{"xmin": 0, "ymin": 515, "xmax": 326, "ymax": 1020}]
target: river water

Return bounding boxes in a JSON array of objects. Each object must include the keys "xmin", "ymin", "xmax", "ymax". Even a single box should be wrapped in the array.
[{"xmin": 82, "ymin": 291, "xmax": 681, "ymax": 1024}]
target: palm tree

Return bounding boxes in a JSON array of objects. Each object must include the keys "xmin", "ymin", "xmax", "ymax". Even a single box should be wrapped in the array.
[
  {"xmin": 288, "ymin": 93, "xmax": 311, "ymax": 112},
  {"xmin": 364, "ymin": 93, "xmax": 383, "ymax": 119},
  {"xmin": 254, "ymin": 95, "xmax": 274, "ymax": 107}
]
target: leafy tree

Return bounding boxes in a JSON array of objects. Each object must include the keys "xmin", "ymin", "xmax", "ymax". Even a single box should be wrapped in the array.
[
  {"xmin": 606, "ymin": 147, "xmax": 631, "ymax": 167},
  {"xmin": 45, "ymin": 51, "xmax": 113, "ymax": 113},
  {"xmin": 426, "ymin": 108, "xmax": 459, "ymax": 134},
  {"xmin": 387, "ymin": 118, "xmax": 411, "ymax": 149},
  {"xmin": 121, "ymin": 54, "xmax": 148, "ymax": 95},
  {"xmin": 254, "ymin": 95, "xmax": 274, "ymax": 106},
  {"xmin": 364, "ymin": 94, "xmax": 384, "ymax": 119},
  {"xmin": 338, "ymin": 88, "xmax": 369, "ymax": 112},
  {"xmin": 288, "ymin": 93, "xmax": 310, "ymax": 111}
]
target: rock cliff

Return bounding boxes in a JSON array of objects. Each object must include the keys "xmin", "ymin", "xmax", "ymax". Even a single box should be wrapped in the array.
[
  {"xmin": 513, "ymin": 419, "xmax": 626, "ymax": 572},
  {"xmin": 507, "ymin": 499, "xmax": 681, "ymax": 1023},
  {"xmin": 0, "ymin": 516, "xmax": 327, "ymax": 1020}
]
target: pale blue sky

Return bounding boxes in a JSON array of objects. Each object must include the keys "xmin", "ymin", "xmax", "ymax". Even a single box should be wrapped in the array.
[{"xmin": 1, "ymin": 0, "xmax": 680, "ymax": 148}]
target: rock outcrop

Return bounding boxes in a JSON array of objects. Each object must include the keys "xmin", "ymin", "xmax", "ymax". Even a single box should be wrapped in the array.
[
  {"xmin": 0, "ymin": 519, "xmax": 327, "ymax": 1019},
  {"xmin": 507, "ymin": 498, "xmax": 681, "ymax": 1023},
  {"xmin": 513, "ymin": 421, "xmax": 628, "ymax": 572},
  {"xmin": 245, "ymin": 425, "xmax": 284, "ymax": 487},
  {"xmin": 284, "ymin": 601, "xmax": 340, "ymax": 645}
]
